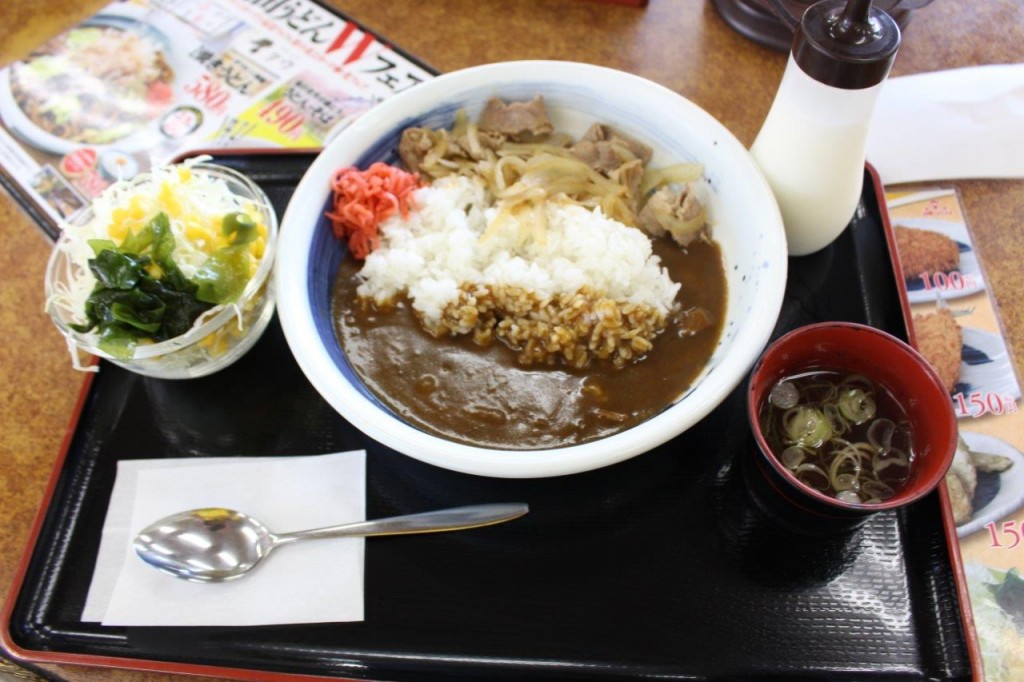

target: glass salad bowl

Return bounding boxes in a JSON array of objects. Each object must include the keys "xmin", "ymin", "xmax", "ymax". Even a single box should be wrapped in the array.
[{"xmin": 44, "ymin": 162, "xmax": 278, "ymax": 379}]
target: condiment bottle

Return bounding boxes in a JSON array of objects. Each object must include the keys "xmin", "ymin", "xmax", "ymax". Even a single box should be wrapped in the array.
[{"xmin": 750, "ymin": 0, "xmax": 900, "ymax": 256}]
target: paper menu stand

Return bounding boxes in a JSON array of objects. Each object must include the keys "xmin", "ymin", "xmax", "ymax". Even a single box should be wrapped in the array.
[
  {"xmin": 0, "ymin": 0, "xmax": 435, "ymax": 239},
  {"xmin": 886, "ymin": 187, "xmax": 1024, "ymax": 682}
]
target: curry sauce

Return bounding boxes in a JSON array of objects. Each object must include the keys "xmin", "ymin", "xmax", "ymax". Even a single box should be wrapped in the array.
[{"xmin": 332, "ymin": 238, "xmax": 727, "ymax": 449}]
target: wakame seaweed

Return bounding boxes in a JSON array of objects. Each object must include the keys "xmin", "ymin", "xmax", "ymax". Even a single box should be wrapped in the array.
[
  {"xmin": 193, "ymin": 212, "xmax": 260, "ymax": 304},
  {"xmin": 71, "ymin": 212, "xmax": 215, "ymax": 359}
]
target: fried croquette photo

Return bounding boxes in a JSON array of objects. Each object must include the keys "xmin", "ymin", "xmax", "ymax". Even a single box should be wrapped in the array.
[
  {"xmin": 894, "ymin": 225, "xmax": 960, "ymax": 280},
  {"xmin": 913, "ymin": 308, "xmax": 962, "ymax": 394}
]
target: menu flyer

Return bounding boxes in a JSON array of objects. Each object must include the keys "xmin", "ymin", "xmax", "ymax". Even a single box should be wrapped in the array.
[
  {"xmin": 886, "ymin": 188, "xmax": 1024, "ymax": 682},
  {"xmin": 0, "ymin": 0, "xmax": 435, "ymax": 238}
]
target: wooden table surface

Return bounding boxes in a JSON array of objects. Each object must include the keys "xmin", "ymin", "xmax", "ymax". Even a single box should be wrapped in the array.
[{"xmin": 0, "ymin": 1, "xmax": 1021, "ymax": 680}]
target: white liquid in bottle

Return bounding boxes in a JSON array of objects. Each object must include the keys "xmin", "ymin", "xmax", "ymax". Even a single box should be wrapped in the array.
[
  {"xmin": 751, "ymin": 54, "xmax": 885, "ymax": 256},
  {"xmin": 748, "ymin": 0, "xmax": 900, "ymax": 257}
]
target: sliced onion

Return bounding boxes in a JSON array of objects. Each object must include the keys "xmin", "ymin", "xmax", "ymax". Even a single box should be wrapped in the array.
[
  {"xmin": 837, "ymin": 387, "xmax": 876, "ymax": 425},
  {"xmin": 890, "ymin": 424, "xmax": 913, "ymax": 455},
  {"xmin": 828, "ymin": 449, "xmax": 862, "ymax": 493},
  {"xmin": 867, "ymin": 418, "xmax": 896, "ymax": 453},
  {"xmin": 836, "ymin": 490, "xmax": 862, "ymax": 504},
  {"xmin": 861, "ymin": 479, "xmax": 896, "ymax": 501},
  {"xmin": 769, "ymin": 380, "xmax": 799, "ymax": 409},
  {"xmin": 873, "ymin": 447, "xmax": 909, "ymax": 475},
  {"xmin": 793, "ymin": 463, "xmax": 830, "ymax": 491},
  {"xmin": 823, "ymin": 403, "xmax": 848, "ymax": 436},
  {"xmin": 834, "ymin": 441, "xmax": 875, "ymax": 461},
  {"xmin": 828, "ymin": 448, "xmax": 862, "ymax": 478},
  {"xmin": 781, "ymin": 445, "xmax": 806, "ymax": 469},
  {"xmin": 803, "ymin": 380, "xmax": 838, "ymax": 405},
  {"xmin": 851, "ymin": 442, "xmax": 878, "ymax": 462},
  {"xmin": 833, "ymin": 473, "xmax": 860, "ymax": 492},
  {"xmin": 840, "ymin": 374, "xmax": 873, "ymax": 391},
  {"xmin": 783, "ymin": 406, "xmax": 833, "ymax": 448},
  {"xmin": 882, "ymin": 447, "xmax": 909, "ymax": 465}
]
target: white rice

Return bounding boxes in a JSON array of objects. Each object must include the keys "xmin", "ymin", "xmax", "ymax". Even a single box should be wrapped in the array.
[{"xmin": 356, "ymin": 175, "xmax": 680, "ymax": 327}]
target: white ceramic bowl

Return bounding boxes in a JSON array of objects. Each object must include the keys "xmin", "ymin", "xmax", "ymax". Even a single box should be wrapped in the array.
[
  {"xmin": 45, "ymin": 163, "xmax": 277, "ymax": 379},
  {"xmin": 277, "ymin": 60, "xmax": 786, "ymax": 478}
]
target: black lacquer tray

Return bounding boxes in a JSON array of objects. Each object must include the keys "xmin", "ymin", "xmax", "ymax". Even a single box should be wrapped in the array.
[{"xmin": 3, "ymin": 152, "xmax": 976, "ymax": 681}]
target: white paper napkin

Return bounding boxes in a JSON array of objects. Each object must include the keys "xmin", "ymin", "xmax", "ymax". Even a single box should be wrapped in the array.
[
  {"xmin": 82, "ymin": 450, "xmax": 366, "ymax": 626},
  {"xmin": 865, "ymin": 64, "xmax": 1024, "ymax": 185}
]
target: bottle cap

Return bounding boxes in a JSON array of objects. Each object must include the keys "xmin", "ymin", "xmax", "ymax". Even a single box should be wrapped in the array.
[{"xmin": 792, "ymin": 0, "xmax": 900, "ymax": 89}]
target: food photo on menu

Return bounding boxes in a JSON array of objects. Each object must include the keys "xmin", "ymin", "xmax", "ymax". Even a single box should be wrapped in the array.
[
  {"xmin": 887, "ymin": 187, "xmax": 1024, "ymax": 682},
  {"xmin": 0, "ymin": 0, "xmax": 432, "ymax": 235}
]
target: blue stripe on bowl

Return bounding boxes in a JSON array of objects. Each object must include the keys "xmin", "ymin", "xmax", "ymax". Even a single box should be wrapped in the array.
[
  {"xmin": 308, "ymin": 106, "xmax": 469, "ymax": 417},
  {"xmin": 308, "ymin": 201, "xmax": 394, "ymax": 413}
]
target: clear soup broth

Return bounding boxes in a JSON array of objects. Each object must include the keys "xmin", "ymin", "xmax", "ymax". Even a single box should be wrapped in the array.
[{"xmin": 758, "ymin": 370, "xmax": 915, "ymax": 504}]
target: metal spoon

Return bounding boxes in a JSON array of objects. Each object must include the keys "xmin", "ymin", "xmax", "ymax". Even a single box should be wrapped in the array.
[{"xmin": 134, "ymin": 503, "xmax": 529, "ymax": 583}]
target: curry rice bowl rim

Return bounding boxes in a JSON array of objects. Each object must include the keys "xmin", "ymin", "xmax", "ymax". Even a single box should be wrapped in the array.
[{"xmin": 276, "ymin": 60, "xmax": 787, "ymax": 478}]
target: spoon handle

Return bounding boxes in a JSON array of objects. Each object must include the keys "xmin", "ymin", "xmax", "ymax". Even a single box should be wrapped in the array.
[{"xmin": 275, "ymin": 503, "xmax": 529, "ymax": 544}]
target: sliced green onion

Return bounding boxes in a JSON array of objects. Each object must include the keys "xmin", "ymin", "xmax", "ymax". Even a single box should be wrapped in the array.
[
  {"xmin": 840, "ymin": 374, "xmax": 874, "ymax": 391},
  {"xmin": 867, "ymin": 418, "xmax": 896, "ymax": 453},
  {"xmin": 769, "ymin": 380, "xmax": 799, "ymax": 409},
  {"xmin": 833, "ymin": 473, "xmax": 860, "ymax": 492},
  {"xmin": 849, "ymin": 442, "xmax": 878, "ymax": 462},
  {"xmin": 872, "ymin": 448, "xmax": 910, "ymax": 478},
  {"xmin": 793, "ymin": 463, "xmax": 830, "ymax": 491},
  {"xmin": 762, "ymin": 371, "xmax": 914, "ymax": 505},
  {"xmin": 803, "ymin": 381, "xmax": 838, "ymax": 405},
  {"xmin": 861, "ymin": 479, "xmax": 896, "ymax": 501},
  {"xmin": 783, "ymin": 406, "xmax": 833, "ymax": 448},
  {"xmin": 781, "ymin": 445, "xmax": 806, "ymax": 469},
  {"xmin": 823, "ymin": 403, "xmax": 848, "ymax": 436},
  {"xmin": 838, "ymin": 387, "xmax": 876, "ymax": 424},
  {"xmin": 828, "ymin": 448, "xmax": 862, "ymax": 489}
]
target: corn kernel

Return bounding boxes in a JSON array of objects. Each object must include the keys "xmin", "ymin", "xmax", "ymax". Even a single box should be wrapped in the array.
[
  {"xmin": 146, "ymin": 262, "xmax": 163, "ymax": 278},
  {"xmin": 159, "ymin": 182, "xmax": 182, "ymax": 217},
  {"xmin": 129, "ymin": 195, "xmax": 147, "ymax": 220},
  {"xmin": 210, "ymin": 333, "xmax": 231, "ymax": 357},
  {"xmin": 220, "ymin": 235, "xmax": 235, "ymax": 250},
  {"xmin": 183, "ymin": 221, "xmax": 203, "ymax": 242},
  {"xmin": 184, "ymin": 220, "xmax": 213, "ymax": 251},
  {"xmin": 177, "ymin": 167, "xmax": 192, "ymax": 182},
  {"xmin": 108, "ymin": 220, "xmax": 128, "ymax": 242},
  {"xmin": 251, "ymin": 236, "xmax": 265, "ymax": 259}
]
